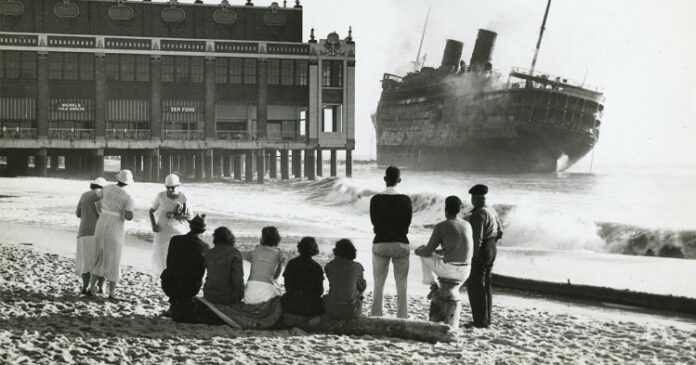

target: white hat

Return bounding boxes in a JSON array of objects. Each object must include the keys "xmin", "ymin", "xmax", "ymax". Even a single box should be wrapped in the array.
[
  {"xmin": 91, "ymin": 177, "xmax": 107, "ymax": 187},
  {"xmin": 165, "ymin": 174, "xmax": 180, "ymax": 187},
  {"xmin": 116, "ymin": 169, "xmax": 134, "ymax": 185}
]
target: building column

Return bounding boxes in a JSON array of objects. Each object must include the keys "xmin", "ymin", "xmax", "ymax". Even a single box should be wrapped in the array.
[
  {"xmin": 151, "ymin": 149, "xmax": 160, "ymax": 183},
  {"xmin": 131, "ymin": 153, "xmax": 140, "ymax": 180},
  {"xmin": 330, "ymin": 149, "xmax": 337, "ymax": 177},
  {"xmin": 346, "ymin": 149, "xmax": 353, "ymax": 178},
  {"xmin": 305, "ymin": 149, "xmax": 315, "ymax": 180},
  {"xmin": 213, "ymin": 153, "xmax": 222, "ymax": 177},
  {"xmin": 160, "ymin": 152, "xmax": 171, "ymax": 179},
  {"xmin": 35, "ymin": 148, "xmax": 48, "ymax": 177},
  {"xmin": 120, "ymin": 152, "xmax": 129, "ymax": 171},
  {"xmin": 233, "ymin": 153, "xmax": 242, "ymax": 181},
  {"xmin": 48, "ymin": 153, "xmax": 58, "ymax": 175},
  {"xmin": 291, "ymin": 149, "xmax": 301, "ymax": 179},
  {"xmin": 223, "ymin": 154, "xmax": 231, "ymax": 177},
  {"xmin": 195, "ymin": 150, "xmax": 204, "ymax": 180},
  {"xmin": 256, "ymin": 59, "xmax": 268, "ymax": 140},
  {"xmin": 143, "ymin": 151, "xmax": 153, "ymax": 182},
  {"xmin": 205, "ymin": 57, "xmax": 216, "ymax": 140},
  {"xmin": 280, "ymin": 150, "xmax": 289, "ymax": 180},
  {"xmin": 268, "ymin": 149, "xmax": 277, "ymax": 179},
  {"xmin": 37, "ymin": 53, "xmax": 48, "ymax": 138},
  {"xmin": 316, "ymin": 149, "xmax": 323, "ymax": 177},
  {"xmin": 95, "ymin": 54, "xmax": 106, "ymax": 140},
  {"xmin": 183, "ymin": 152, "xmax": 194, "ymax": 178},
  {"xmin": 205, "ymin": 149, "xmax": 214, "ymax": 181},
  {"xmin": 256, "ymin": 150, "xmax": 265, "ymax": 183},
  {"xmin": 245, "ymin": 152, "xmax": 254, "ymax": 182},
  {"xmin": 151, "ymin": 56, "xmax": 162, "ymax": 140},
  {"xmin": 93, "ymin": 149, "xmax": 104, "ymax": 178}
]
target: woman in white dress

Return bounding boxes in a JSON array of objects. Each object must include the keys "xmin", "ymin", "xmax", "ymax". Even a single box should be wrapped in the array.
[
  {"xmin": 88, "ymin": 170, "xmax": 135, "ymax": 301},
  {"xmin": 149, "ymin": 174, "xmax": 190, "ymax": 277}
]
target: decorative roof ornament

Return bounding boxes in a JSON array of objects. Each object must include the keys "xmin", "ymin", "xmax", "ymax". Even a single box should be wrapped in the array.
[
  {"xmin": 0, "ymin": 0, "xmax": 24, "ymax": 16},
  {"xmin": 263, "ymin": 2, "xmax": 286, "ymax": 26},
  {"xmin": 214, "ymin": 0, "xmax": 237, "ymax": 24},
  {"xmin": 246, "ymin": 0, "xmax": 254, "ymax": 6},
  {"xmin": 294, "ymin": 0, "xmax": 302, "ymax": 8},
  {"xmin": 321, "ymin": 32, "xmax": 345, "ymax": 56},
  {"xmin": 161, "ymin": 0, "xmax": 185, "ymax": 23},
  {"xmin": 283, "ymin": 0, "xmax": 287, "ymax": 8},
  {"xmin": 55, "ymin": 0, "xmax": 79, "ymax": 18},
  {"xmin": 109, "ymin": 0, "xmax": 134, "ymax": 21},
  {"xmin": 346, "ymin": 26, "xmax": 354, "ymax": 44},
  {"xmin": 308, "ymin": 28, "xmax": 317, "ymax": 43}
]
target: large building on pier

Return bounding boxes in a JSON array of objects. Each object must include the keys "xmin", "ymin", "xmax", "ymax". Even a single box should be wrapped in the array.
[{"xmin": 0, "ymin": 0, "xmax": 355, "ymax": 182}]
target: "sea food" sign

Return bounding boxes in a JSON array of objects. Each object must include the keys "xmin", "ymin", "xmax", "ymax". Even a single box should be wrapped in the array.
[{"xmin": 169, "ymin": 106, "xmax": 197, "ymax": 113}]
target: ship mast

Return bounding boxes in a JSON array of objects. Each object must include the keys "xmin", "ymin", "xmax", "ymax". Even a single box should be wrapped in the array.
[
  {"xmin": 530, "ymin": 0, "xmax": 552, "ymax": 74},
  {"xmin": 412, "ymin": 2, "xmax": 431, "ymax": 71}
]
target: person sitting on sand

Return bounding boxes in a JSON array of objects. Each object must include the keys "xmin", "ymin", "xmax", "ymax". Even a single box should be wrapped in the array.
[
  {"xmin": 243, "ymin": 226, "xmax": 286, "ymax": 305},
  {"xmin": 76, "ymin": 177, "xmax": 106, "ymax": 295},
  {"xmin": 323, "ymin": 239, "xmax": 367, "ymax": 320},
  {"xmin": 149, "ymin": 174, "xmax": 190, "ymax": 278},
  {"xmin": 281, "ymin": 237, "xmax": 325, "ymax": 317},
  {"xmin": 87, "ymin": 170, "xmax": 135, "ymax": 301},
  {"xmin": 161, "ymin": 214, "xmax": 209, "ymax": 322},
  {"xmin": 415, "ymin": 195, "xmax": 473, "ymax": 296},
  {"xmin": 203, "ymin": 227, "xmax": 244, "ymax": 305}
]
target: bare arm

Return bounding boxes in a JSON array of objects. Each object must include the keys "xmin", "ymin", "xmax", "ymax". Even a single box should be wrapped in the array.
[
  {"xmin": 76, "ymin": 200, "xmax": 81, "ymax": 218},
  {"xmin": 149, "ymin": 208, "xmax": 159, "ymax": 232},
  {"xmin": 416, "ymin": 224, "xmax": 442, "ymax": 257}
]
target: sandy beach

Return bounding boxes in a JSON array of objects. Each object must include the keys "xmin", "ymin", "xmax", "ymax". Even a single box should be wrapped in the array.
[{"xmin": 2, "ymin": 241, "xmax": 695, "ymax": 364}]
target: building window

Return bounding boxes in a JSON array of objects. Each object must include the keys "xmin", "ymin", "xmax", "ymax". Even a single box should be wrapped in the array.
[
  {"xmin": 280, "ymin": 59, "xmax": 294, "ymax": 86},
  {"xmin": 48, "ymin": 53, "xmax": 62, "ymax": 80},
  {"xmin": 106, "ymin": 54, "xmax": 120, "ymax": 81},
  {"xmin": 229, "ymin": 58, "xmax": 243, "ymax": 84},
  {"xmin": 120, "ymin": 54, "xmax": 135, "ymax": 82},
  {"xmin": 299, "ymin": 110, "xmax": 307, "ymax": 136},
  {"xmin": 3, "ymin": 51, "xmax": 21, "ymax": 79},
  {"xmin": 62, "ymin": 53, "xmax": 79, "ymax": 80},
  {"xmin": 215, "ymin": 58, "xmax": 227, "ymax": 84},
  {"xmin": 295, "ymin": 60, "xmax": 308, "ymax": 86},
  {"xmin": 322, "ymin": 60, "xmax": 343, "ymax": 87},
  {"xmin": 267, "ymin": 59, "xmax": 280, "ymax": 85},
  {"xmin": 161, "ymin": 56, "xmax": 175, "ymax": 83},
  {"xmin": 21, "ymin": 52, "xmax": 37, "ymax": 79},
  {"xmin": 175, "ymin": 56, "xmax": 190, "ymax": 83},
  {"xmin": 191, "ymin": 57, "xmax": 204, "ymax": 83},
  {"xmin": 243, "ymin": 58, "xmax": 256, "ymax": 85},
  {"xmin": 135, "ymin": 55, "xmax": 149, "ymax": 82},
  {"xmin": 79, "ymin": 53, "xmax": 93, "ymax": 80},
  {"xmin": 0, "ymin": 52, "xmax": 3, "ymax": 78},
  {"xmin": 322, "ymin": 105, "xmax": 342, "ymax": 132}
]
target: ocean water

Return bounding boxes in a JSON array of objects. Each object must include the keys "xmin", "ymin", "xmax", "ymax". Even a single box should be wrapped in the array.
[{"xmin": 1, "ymin": 162, "xmax": 695, "ymax": 297}]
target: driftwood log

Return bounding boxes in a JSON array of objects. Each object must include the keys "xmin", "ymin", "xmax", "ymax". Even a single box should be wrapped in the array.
[{"xmin": 281, "ymin": 314, "xmax": 457, "ymax": 343}]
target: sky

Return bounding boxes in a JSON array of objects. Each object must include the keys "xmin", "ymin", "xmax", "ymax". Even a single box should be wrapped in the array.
[{"xmin": 184, "ymin": 0, "xmax": 696, "ymax": 170}]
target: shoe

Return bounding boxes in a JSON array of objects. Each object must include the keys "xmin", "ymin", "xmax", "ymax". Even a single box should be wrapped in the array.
[
  {"xmin": 97, "ymin": 286, "xmax": 104, "ymax": 294},
  {"xmin": 107, "ymin": 296, "xmax": 121, "ymax": 303},
  {"xmin": 427, "ymin": 283, "xmax": 439, "ymax": 300},
  {"xmin": 161, "ymin": 309, "xmax": 172, "ymax": 318},
  {"xmin": 464, "ymin": 321, "xmax": 489, "ymax": 329},
  {"xmin": 80, "ymin": 288, "xmax": 87, "ymax": 295}
]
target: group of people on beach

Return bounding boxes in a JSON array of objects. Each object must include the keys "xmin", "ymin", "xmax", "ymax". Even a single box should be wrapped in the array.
[{"xmin": 75, "ymin": 165, "xmax": 502, "ymax": 329}]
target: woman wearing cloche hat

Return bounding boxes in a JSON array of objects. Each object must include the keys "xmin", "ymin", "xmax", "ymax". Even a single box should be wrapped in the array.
[
  {"xmin": 148, "ymin": 173, "xmax": 190, "ymax": 277},
  {"xmin": 87, "ymin": 169, "xmax": 135, "ymax": 301}
]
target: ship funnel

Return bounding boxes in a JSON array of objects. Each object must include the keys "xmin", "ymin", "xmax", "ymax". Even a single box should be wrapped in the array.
[
  {"xmin": 469, "ymin": 29, "xmax": 497, "ymax": 72},
  {"xmin": 440, "ymin": 39, "xmax": 463, "ymax": 70}
]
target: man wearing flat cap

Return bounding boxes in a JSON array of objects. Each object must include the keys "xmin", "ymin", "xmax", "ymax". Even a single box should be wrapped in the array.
[
  {"xmin": 161, "ymin": 214, "xmax": 210, "ymax": 322},
  {"xmin": 465, "ymin": 184, "xmax": 503, "ymax": 329}
]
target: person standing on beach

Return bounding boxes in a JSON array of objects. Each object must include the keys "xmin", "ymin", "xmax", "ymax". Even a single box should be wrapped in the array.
[
  {"xmin": 370, "ymin": 166, "xmax": 412, "ymax": 319},
  {"xmin": 415, "ymin": 195, "xmax": 473, "ymax": 294},
  {"xmin": 75, "ymin": 177, "xmax": 106, "ymax": 295},
  {"xmin": 465, "ymin": 184, "xmax": 503, "ymax": 329},
  {"xmin": 87, "ymin": 170, "xmax": 135, "ymax": 301},
  {"xmin": 149, "ymin": 174, "xmax": 190, "ymax": 277},
  {"xmin": 161, "ymin": 214, "xmax": 209, "ymax": 322}
]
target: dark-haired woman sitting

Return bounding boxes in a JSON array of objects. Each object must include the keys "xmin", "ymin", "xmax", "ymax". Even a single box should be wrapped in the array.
[
  {"xmin": 281, "ymin": 237, "xmax": 325, "ymax": 316},
  {"xmin": 323, "ymin": 239, "xmax": 367, "ymax": 320},
  {"xmin": 203, "ymin": 227, "xmax": 245, "ymax": 305}
]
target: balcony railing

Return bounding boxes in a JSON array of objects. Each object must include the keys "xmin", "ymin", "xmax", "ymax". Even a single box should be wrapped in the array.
[
  {"xmin": 0, "ymin": 128, "xmax": 37, "ymax": 139},
  {"xmin": 216, "ymin": 131, "xmax": 257, "ymax": 141},
  {"xmin": 106, "ymin": 129, "xmax": 151, "ymax": 140},
  {"xmin": 162, "ymin": 129, "xmax": 204, "ymax": 141},
  {"xmin": 49, "ymin": 128, "xmax": 95, "ymax": 140}
]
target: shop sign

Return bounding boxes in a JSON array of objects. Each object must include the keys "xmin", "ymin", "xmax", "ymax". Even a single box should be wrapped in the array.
[
  {"xmin": 57, "ymin": 102, "xmax": 85, "ymax": 112},
  {"xmin": 169, "ymin": 106, "xmax": 197, "ymax": 113}
]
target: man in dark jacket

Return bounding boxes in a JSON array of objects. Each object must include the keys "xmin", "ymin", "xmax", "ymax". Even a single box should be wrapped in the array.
[
  {"xmin": 465, "ymin": 184, "xmax": 503, "ymax": 329},
  {"xmin": 161, "ymin": 214, "xmax": 209, "ymax": 323},
  {"xmin": 369, "ymin": 166, "xmax": 412, "ymax": 319}
]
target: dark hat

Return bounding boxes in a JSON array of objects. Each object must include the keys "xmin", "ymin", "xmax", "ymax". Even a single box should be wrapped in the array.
[
  {"xmin": 188, "ymin": 214, "xmax": 207, "ymax": 231},
  {"xmin": 468, "ymin": 184, "xmax": 488, "ymax": 195}
]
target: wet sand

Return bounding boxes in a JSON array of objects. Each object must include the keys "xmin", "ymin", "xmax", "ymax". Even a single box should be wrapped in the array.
[{"xmin": 2, "ymin": 242, "xmax": 696, "ymax": 364}]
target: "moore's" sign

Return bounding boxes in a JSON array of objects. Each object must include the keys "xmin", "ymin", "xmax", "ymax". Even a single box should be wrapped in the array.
[{"xmin": 57, "ymin": 102, "xmax": 85, "ymax": 112}]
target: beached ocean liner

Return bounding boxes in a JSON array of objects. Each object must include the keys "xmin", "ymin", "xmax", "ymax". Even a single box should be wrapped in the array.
[{"xmin": 373, "ymin": 1, "xmax": 605, "ymax": 172}]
